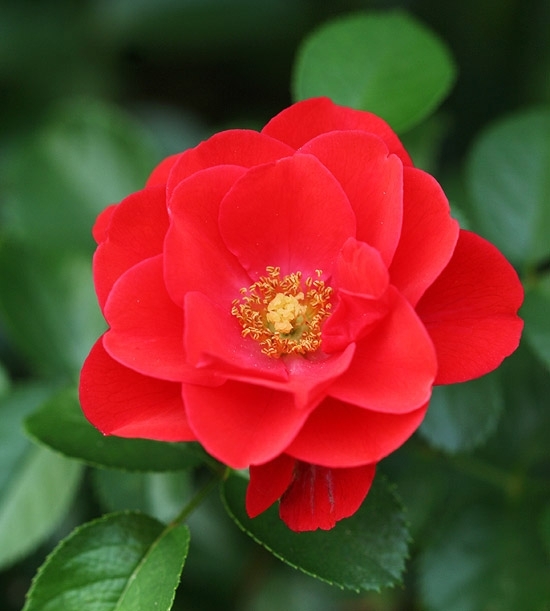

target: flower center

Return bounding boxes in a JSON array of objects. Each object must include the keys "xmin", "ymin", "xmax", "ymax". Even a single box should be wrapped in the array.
[{"xmin": 231, "ymin": 266, "xmax": 332, "ymax": 358}]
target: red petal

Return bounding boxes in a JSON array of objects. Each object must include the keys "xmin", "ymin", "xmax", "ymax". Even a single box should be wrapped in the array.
[
  {"xmin": 79, "ymin": 339, "xmax": 195, "ymax": 441},
  {"xmin": 279, "ymin": 461, "xmax": 376, "ymax": 531},
  {"xmin": 333, "ymin": 238, "xmax": 390, "ymax": 297},
  {"xmin": 246, "ymin": 454, "xmax": 296, "ymax": 517},
  {"xmin": 184, "ymin": 292, "xmax": 355, "ymax": 410},
  {"xmin": 262, "ymin": 97, "xmax": 412, "ymax": 165},
  {"xmin": 92, "ymin": 204, "xmax": 117, "ymax": 244},
  {"xmin": 166, "ymin": 129, "xmax": 294, "ymax": 200},
  {"xmin": 219, "ymin": 154, "xmax": 356, "ymax": 278},
  {"xmin": 389, "ymin": 167, "xmax": 459, "ymax": 306},
  {"xmin": 282, "ymin": 346, "xmax": 356, "ymax": 409},
  {"xmin": 182, "ymin": 380, "xmax": 311, "ymax": 469},
  {"xmin": 286, "ymin": 398, "xmax": 428, "ymax": 467},
  {"xmin": 102, "ymin": 256, "xmax": 186, "ymax": 382},
  {"xmin": 164, "ymin": 165, "xmax": 249, "ymax": 307},
  {"xmin": 93, "ymin": 185, "xmax": 169, "ymax": 310},
  {"xmin": 322, "ymin": 238, "xmax": 390, "ymax": 352},
  {"xmin": 146, "ymin": 153, "xmax": 184, "ymax": 187},
  {"xmin": 416, "ymin": 230, "xmax": 524, "ymax": 384},
  {"xmin": 299, "ymin": 131, "xmax": 403, "ymax": 265},
  {"xmin": 329, "ymin": 287, "xmax": 437, "ymax": 413}
]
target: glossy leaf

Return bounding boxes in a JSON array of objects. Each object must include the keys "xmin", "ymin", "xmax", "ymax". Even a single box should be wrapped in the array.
[
  {"xmin": 521, "ymin": 281, "xmax": 550, "ymax": 371},
  {"xmin": 482, "ymin": 344, "xmax": 550, "ymax": 470},
  {"xmin": 382, "ymin": 443, "xmax": 457, "ymax": 540},
  {"xmin": 293, "ymin": 11, "xmax": 456, "ymax": 132},
  {"xmin": 0, "ymin": 385, "xmax": 82, "ymax": 569},
  {"xmin": 419, "ymin": 505, "xmax": 550, "ymax": 611},
  {"xmin": 221, "ymin": 473, "xmax": 408, "ymax": 592},
  {"xmin": 0, "ymin": 363, "xmax": 10, "ymax": 398},
  {"xmin": 541, "ymin": 504, "xmax": 550, "ymax": 558},
  {"xmin": 23, "ymin": 512, "xmax": 190, "ymax": 611},
  {"xmin": 466, "ymin": 108, "xmax": 550, "ymax": 266},
  {"xmin": 25, "ymin": 386, "xmax": 206, "ymax": 472},
  {"xmin": 419, "ymin": 372, "xmax": 504, "ymax": 453}
]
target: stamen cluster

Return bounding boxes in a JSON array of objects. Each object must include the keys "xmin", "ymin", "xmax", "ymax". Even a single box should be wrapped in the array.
[{"xmin": 231, "ymin": 266, "xmax": 332, "ymax": 357}]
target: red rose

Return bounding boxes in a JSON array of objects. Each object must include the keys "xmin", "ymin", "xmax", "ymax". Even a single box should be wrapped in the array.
[{"xmin": 79, "ymin": 97, "xmax": 523, "ymax": 531}]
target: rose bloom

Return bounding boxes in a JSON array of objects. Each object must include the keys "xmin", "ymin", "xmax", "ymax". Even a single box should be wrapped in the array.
[{"xmin": 80, "ymin": 98, "xmax": 523, "ymax": 531}]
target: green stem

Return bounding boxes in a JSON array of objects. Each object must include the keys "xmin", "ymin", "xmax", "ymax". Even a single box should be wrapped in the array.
[
  {"xmin": 449, "ymin": 454, "xmax": 522, "ymax": 496},
  {"xmin": 444, "ymin": 453, "xmax": 550, "ymax": 499},
  {"xmin": 169, "ymin": 466, "xmax": 230, "ymax": 528}
]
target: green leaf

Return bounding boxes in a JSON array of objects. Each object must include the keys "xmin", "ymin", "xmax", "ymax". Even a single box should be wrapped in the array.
[
  {"xmin": 0, "ymin": 242, "xmax": 105, "ymax": 377},
  {"xmin": 23, "ymin": 512, "xmax": 190, "ymax": 611},
  {"xmin": 419, "ymin": 505, "xmax": 550, "ymax": 611},
  {"xmin": 3, "ymin": 98, "xmax": 158, "ymax": 254},
  {"xmin": 0, "ymin": 385, "xmax": 83, "ymax": 569},
  {"xmin": 540, "ymin": 504, "xmax": 550, "ymax": 558},
  {"xmin": 466, "ymin": 108, "xmax": 550, "ymax": 267},
  {"xmin": 292, "ymin": 10, "xmax": 456, "ymax": 132},
  {"xmin": 0, "ymin": 362, "xmax": 10, "ymax": 399},
  {"xmin": 521, "ymin": 282, "xmax": 550, "ymax": 371},
  {"xmin": 221, "ymin": 473, "xmax": 409, "ymax": 592},
  {"xmin": 0, "ymin": 446, "xmax": 82, "ymax": 571},
  {"xmin": 482, "ymin": 344, "xmax": 550, "ymax": 470},
  {"xmin": 25, "ymin": 386, "xmax": 206, "ymax": 472},
  {"xmin": 93, "ymin": 469, "xmax": 192, "ymax": 523},
  {"xmin": 382, "ymin": 443, "xmax": 457, "ymax": 540},
  {"xmin": 418, "ymin": 372, "xmax": 504, "ymax": 453}
]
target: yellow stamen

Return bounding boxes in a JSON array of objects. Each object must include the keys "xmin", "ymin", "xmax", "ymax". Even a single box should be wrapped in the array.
[
  {"xmin": 266, "ymin": 292, "xmax": 306, "ymax": 334},
  {"xmin": 231, "ymin": 267, "xmax": 332, "ymax": 358}
]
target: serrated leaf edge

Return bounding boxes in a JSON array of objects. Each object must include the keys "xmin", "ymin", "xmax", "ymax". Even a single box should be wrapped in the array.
[{"xmin": 23, "ymin": 511, "xmax": 190, "ymax": 611}]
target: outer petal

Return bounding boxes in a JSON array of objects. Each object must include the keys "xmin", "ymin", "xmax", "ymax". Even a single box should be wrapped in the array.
[
  {"xmin": 93, "ymin": 185, "xmax": 169, "ymax": 310},
  {"xmin": 246, "ymin": 454, "xmax": 296, "ymax": 517},
  {"xmin": 146, "ymin": 153, "xmax": 184, "ymax": 187},
  {"xmin": 299, "ymin": 131, "xmax": 403, "ymax": 265},
  {"xmin": 79, "ymin": 339, "xmax": 195, "ymax": 441},
  {"xmin": 389, "ymin": 167, "xmax": 459, "ymax": 306},
  {"xmin": 286, "ymin": 398, "xmax": 428, "ymax": 467},
  {"xmin": 166, "ymin": 129, "xmax": 294, "ymax": 200},
  {"xmin": 219, "ymin": 154, "xmax": 356, "ymax": 278},
  {"xmin": 92, "ymin": 204, "xmax": 117, "ymax": 244},
  {"xmin": 416, "ymin": 230, "xmax": 524, "ymax": 384},
  {"xmin": 329, "ymin": 288, "xmax": 437, "ymax": 413},
  {"xmin": 102, "ymin": 256, "xmax": 187, "ymax": 382},
  {"xmin": 164, "ymin": 165, "xmax": 249, "ymax": 307},
  {"xmin": 182, "ymin": 380, "xmax": 312, "ymax": 469},
  {"xmin": 262, "ymin": 97, "xmax": 412, "ymax": 165},
  {"xmin": 279, "ymin": 461, "xmax": 376, "ymax": 531}
]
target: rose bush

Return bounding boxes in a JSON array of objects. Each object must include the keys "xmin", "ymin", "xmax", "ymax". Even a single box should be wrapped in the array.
[{"xmin": 79, "ymin": 97, "xmax": 523, "ymax": 531}]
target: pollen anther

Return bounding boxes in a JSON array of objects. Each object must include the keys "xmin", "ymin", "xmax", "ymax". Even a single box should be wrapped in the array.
[{"xmin": 231, "ymin": 267, "xmax": 332, "ymax": 357}]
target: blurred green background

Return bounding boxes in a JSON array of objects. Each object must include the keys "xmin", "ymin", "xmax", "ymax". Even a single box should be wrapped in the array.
[{"xmin": 1, "ymin": 1, "xmax": 549, "ymax": 610}]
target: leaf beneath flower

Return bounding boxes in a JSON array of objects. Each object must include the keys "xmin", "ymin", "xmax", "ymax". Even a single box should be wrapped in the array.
[
  {"xmin": 0, "ymin": 385, "xmax": 82, "ymax": 570},
  {"xmin": 23, "ymin": 513, "xmax": 190, "ymax": 611},
  {"xmin": 25, "ymin": 386, "xmax": 206, "ymax": 472},
  {"xmin": 418, "ymin": 505, "xmax": 550, "ymax": 611},
  {"xmin": 419, "ymin": 371, "xmax": 504, "ymax": 453},
  {"xmin": 521, "ymin": 281, "xmax": 550, "ymax": 372},
  {"xmin": 221, "ymin": 473, "xmax": 409, "ymax": 592}
]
